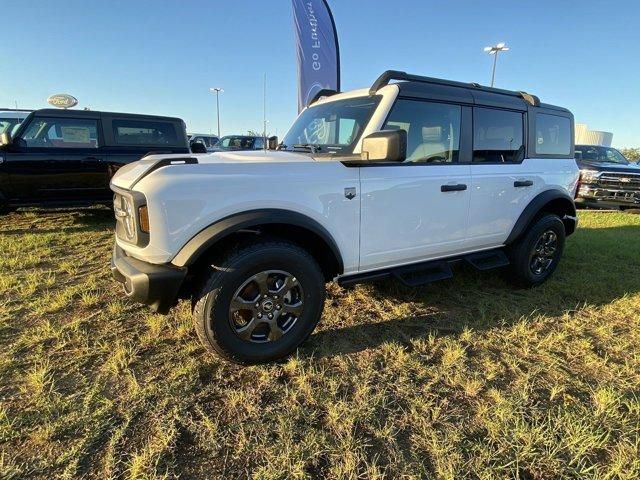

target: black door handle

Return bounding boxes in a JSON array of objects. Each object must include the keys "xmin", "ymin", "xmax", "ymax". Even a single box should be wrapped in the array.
[
  {"xmin": 514, "ymin": 180, "xmax": 533, "ymax": 188},
  {"xmin": 441, "ymin": 184, "xmax": 467, "ymax": 192}
]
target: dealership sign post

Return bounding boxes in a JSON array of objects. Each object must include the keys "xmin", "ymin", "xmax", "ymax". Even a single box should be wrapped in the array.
[
  {"xmin": 47, "ymin": 94, "xmax": 78, "ymax": 109},
  {"xmin": 291, "ymin": 0, "xmax": 340, "ymax": 113}
]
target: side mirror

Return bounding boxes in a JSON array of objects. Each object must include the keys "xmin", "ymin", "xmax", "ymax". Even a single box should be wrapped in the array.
[
  {"xmin": 360, "ymin": 130, "xmax": 407, "ymax": 162},
  {"xmin": 190, "ymin": 142, "xmax": 207, "ymax": 154},
  {"xmin": 0, "ymin": 132, "xmax": 12, "ymax": 147},
  {"xmin": 267, "ymin": 136, "xmax": 278, "ymax": 150}
]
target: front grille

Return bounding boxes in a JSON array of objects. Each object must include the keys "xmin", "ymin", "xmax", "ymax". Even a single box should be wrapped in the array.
[{"xmin": 597, "ymin": 172, "xmax": 640, "ymax": 192}]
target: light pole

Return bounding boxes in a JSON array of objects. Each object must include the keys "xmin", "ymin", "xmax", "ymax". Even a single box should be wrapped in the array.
[
  {"xmin": 209, "ymin": 87, "xmax": 223, "ymax": 138},
  {"xmin": 483, "ymin": 42, "xmax": 509, "ymax": 87}
]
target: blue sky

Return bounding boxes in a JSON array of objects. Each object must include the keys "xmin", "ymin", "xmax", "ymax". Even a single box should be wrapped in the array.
[{"xmin": 3, "ymin": 0, "xmax": 639, "ymax": 147}]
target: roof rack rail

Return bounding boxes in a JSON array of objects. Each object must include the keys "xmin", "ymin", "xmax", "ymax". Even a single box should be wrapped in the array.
[
  {"xmin": 308, "ymin": 88, "xmax": 339, "ymax": 106},
  {"xmin": 369, "ymin": 70, "xmax": 540, "ymax": 106}
]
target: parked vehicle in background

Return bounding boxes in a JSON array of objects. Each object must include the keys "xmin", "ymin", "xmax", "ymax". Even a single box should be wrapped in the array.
[
  {"xmin": 212, "ymin": 135, "xmax": 265, "ymax": 151},
  {"xmin": 0, "ymin": 109, "xmax": 32, "ymax": 136},
  {"xmin": 0, "ymin": 109, "xmax": 189, "ymax": 213},
  {"xmin": 188, "ymin": 133, "xmax": 219, "ymax": 152},
  {"xmin": 574, "ymin": 144, "xmax": 640, "ymax": 209},
  {"xmin": 110, "ymin": 70, "xmax": 578, "ymax": 364}
]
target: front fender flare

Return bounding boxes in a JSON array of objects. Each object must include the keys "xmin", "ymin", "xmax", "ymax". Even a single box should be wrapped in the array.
[{"xmin": 171, "ymin": 208, "xmax": 344, "ymax": 272}]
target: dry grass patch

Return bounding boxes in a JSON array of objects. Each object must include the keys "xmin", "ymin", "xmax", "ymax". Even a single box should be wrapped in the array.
[{"xmin": 1, "ymin": 208, "xmax": 640, "ymax": 479}]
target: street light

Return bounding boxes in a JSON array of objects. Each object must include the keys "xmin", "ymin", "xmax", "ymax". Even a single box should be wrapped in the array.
[
  {"xmin": 209, "ymin": 87, "xmax": 223, "ymax": 138},
  {"xmin": 483, "ymin": 42, "xmax": 509, "ymax": 87}
]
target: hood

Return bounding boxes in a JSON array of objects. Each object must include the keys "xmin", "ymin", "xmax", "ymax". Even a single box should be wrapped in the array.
[
  {"xmin": 110, "ymin": 150, "xmax": 316, "ymax": 190},
  {"xmin": 578, "ymin": 160, "xmax": 640, "ymax": 174}
]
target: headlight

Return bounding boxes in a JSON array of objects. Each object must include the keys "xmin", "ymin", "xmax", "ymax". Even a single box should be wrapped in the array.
[
  {"xmin": 114, "ymin": 195, "xmax": 136, "ymax": 240},
  {"xmin": 580, "ymin": 169, "xmax": 600, "ymax": 183},
  {"xmin": 112, "ymin": 189, "xmax": 149, "ymax": 247}
]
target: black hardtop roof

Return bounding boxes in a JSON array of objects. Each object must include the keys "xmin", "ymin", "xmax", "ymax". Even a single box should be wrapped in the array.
[
  {"xmin": 371, "ymin": 70, "xmax": 571, "ymax": 114},
  {"xmin": 32, "ymin": 108, "xmax": 184, "ymax": 122}
]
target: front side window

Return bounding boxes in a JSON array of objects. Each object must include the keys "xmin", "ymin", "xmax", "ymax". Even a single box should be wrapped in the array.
[
  {"xmin": 535, "ymin": 114, "xmax": 571, "ymax": 156},
  {"xmin": 253, "ymin": 137, "xmax": 264, "ymax": 149},
  {"xmin": 113, "ymin": 120, "xmax": 178, "ymax": 146},
  {"xmin": 282, "ymin": 96, "xmax": 380, "ymax": 153},
  {"xmin": 473, "ymin": 108, "xmax": 524, "ymax": 163},
  {"xmin": 20, "ymin": 117, "xmax": 99, "ymax": 149},
  {"xmin": 384, "ymin": 99, "xmax": 461, "ymax": 163}
]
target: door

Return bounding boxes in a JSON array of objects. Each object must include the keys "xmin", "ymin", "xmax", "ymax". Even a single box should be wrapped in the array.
[
  {"xmin": 4, "ymin": 115, "xmax": 107, "ymax": 203},
  {"xmin": 359, "ymin": 99, "xmax": 472, "ymax": 271},
  {"xmin": 467, "ymin": 107, "xmax": 537, "ymax": 249}
]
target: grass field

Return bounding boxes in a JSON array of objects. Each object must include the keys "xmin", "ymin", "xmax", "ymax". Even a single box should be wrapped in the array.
[{"xmin": 1, "ymin": 209, "xmax": 640, "ymax": 479}]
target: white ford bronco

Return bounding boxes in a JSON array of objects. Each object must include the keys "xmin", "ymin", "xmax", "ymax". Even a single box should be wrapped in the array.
[{"xmin": 111, "ymin": 71, "xmax": 579, "ymax": 363}]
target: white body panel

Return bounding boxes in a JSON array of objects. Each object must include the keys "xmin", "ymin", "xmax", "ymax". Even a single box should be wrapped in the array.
[
  {"xmin": 115, "ymin": 154, "xmax": 362, "ymax": 271},
  {"xmin": 359, "ymin": 164, "xmax": 471, "ymax": 270},
  {"xmin": 467, "ymin": 158, "xmax": 579, "ymax": 250}
]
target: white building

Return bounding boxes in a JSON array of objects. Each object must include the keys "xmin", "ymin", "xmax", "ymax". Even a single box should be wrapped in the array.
[{"xmin": 575, "ymin": 123, "xmax": 613, "ymax": 147}]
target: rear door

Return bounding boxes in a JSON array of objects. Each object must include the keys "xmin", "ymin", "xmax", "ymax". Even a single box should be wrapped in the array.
[
  {"xmin": 4, "ymin": 114, "xmax": 107, "ymax": 203},
  {"xmin": 359, "ymin": 98, "xmax": 472, "ymax": 271},
  {"xmin": 467, "ymin": 105, "xmax": 535, "ymax": 249}
]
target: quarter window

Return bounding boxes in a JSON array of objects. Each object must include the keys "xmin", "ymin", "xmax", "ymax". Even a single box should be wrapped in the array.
[
  {"xmin": 113, "ymin": 120, "xmax": 178, "ymax": 146},
  {"xmin": 473, "ymin": 108, "xmax": 524, "ymax": 163},
  {"xmin": 383, "ymin": 99, "xmax": 461, "ymax": 163},
  {"xmin": 20, "ymin": 117, "xmax": 99, "ymax": 149},
  {"xmin": 535, "ymin": 114, "xmax": 571, "ymax": 156}
]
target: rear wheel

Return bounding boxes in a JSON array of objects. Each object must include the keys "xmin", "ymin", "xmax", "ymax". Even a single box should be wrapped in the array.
[
  {"xmin": 192, "ymin": 240, "xmax": 325, "ymax": 364},
  {"xmin": 507, "ymin": 214, "xmax": 566, "ymax": 288}
]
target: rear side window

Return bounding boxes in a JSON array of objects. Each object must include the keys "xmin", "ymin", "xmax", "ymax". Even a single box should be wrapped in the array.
[
  {"xmin": 535, "ymin": 114, "xmax": 571, "ymax": 156},
  {"xmin": 473, "ymin": 108, "xmax": 524, "ymax": 163},
  {"xmin": 20, "ymin": 117, "xmax": 99, "ymax": 149},
  {"xmin": 113, "ymin": 120, "xmax": 178, "ymax": 146}
]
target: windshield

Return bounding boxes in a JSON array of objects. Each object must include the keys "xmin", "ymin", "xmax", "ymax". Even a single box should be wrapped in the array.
[
  {"xmin": 282, "ymin": 96, "xmax": 381, "ymax": 153},
  {"xmin": 217, "ymin": 136, "xmax": 255, "ymax": 150},
  {"xmin": 0, "ymin": 116, "xmax": 26, "ymax": 135},
  {"xmin": 575, "ymin": 145, "xmax": 629, "ymax": 165}
]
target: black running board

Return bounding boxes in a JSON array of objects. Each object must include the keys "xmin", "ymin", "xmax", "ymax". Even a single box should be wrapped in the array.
[
  {"xmin": 337, "ymin": 248, "xmax": 510, "ymax": 288},
  {"xmin": 463, "ymin": 250, "xmax": 510, "ymax": 271},
  {"xmin": 393, "ymin": 261, "xmax": 452, "ymax": 287}
]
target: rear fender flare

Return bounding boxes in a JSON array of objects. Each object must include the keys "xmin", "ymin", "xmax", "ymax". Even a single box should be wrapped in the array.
[{"xmin": 506, "ymin": 189, "xmax": 577, "ymax": 244}]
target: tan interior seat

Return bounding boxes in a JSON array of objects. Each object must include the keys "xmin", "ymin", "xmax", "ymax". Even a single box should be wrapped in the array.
[{"xmin": 406, "ymin": 126, "xmax": 447, "ymax": 162}]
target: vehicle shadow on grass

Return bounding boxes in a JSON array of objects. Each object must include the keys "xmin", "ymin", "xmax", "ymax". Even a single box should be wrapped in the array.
[
  {"xmin": 306, "ymin": 224, "xmax": 640, "ymax": 358},
  {"xmin": 0, "ymin": 208, "xmax": 113, "ymax": 235}
]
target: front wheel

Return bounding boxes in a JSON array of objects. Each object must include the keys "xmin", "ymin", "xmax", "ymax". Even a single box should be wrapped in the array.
[
  {"xmin": 192, "ymin": 240, "xmax": 326, "ymax": 364},
  {"xmin": 506, "ymin": 214, "xmax": 566, "ymax": 288}
]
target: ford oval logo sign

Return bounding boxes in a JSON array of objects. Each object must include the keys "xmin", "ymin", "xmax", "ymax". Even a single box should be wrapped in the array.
[{"xmin": 47, "ymin": 94, "xmax": 78, "ymax": 109}]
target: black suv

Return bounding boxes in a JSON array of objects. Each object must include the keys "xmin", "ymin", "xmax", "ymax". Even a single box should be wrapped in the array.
[
  {"xmin": 575, "ymin": 145, "xmax": 640, "ymax": 209},
  {"xmin": 0, "ymin": 109, "xmax": 189, "ymax": 213}
]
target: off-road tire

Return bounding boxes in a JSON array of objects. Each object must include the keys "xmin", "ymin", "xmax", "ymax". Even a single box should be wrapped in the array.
[
  {"xmin": 192, "ymin": 240, "xmax": 325, "ymax": 364},
  {"xmin": 507, "ymin": 214, "xmax": 566, "ymax": 288}
]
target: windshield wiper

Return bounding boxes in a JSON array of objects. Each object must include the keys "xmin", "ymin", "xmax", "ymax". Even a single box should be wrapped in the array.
[{"xmin": 292, "ymin": 144, "xmax": 322, "ymax": 153}]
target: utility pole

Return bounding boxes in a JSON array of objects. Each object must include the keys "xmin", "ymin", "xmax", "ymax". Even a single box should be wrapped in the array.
[
  {"xmin": 483, "ymin": 43, "xmax": 510, "ymax": 87},
  {"xmin": 209, "ymin": 87, "xmax": 223, "ymax": 137},
  {"xmin": 263, "ymin": 73, "xmax": 267, "ymax": 151}
]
